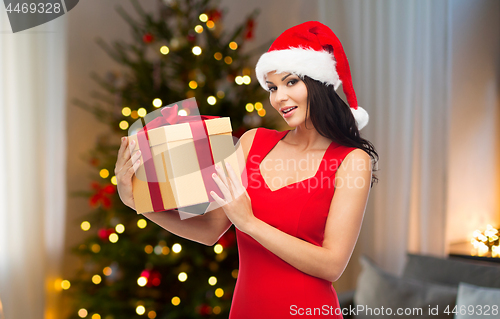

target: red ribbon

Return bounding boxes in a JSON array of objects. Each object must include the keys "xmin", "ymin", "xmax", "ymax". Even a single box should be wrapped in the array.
[{"xmin": 138, "ymin": 104, "xmax": 223, "ymax": 212}]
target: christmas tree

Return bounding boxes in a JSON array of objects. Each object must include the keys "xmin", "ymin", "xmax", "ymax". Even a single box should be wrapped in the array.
[{"xmin": 64, "ymin": 0, "xmax": 275, "ymax": 318}]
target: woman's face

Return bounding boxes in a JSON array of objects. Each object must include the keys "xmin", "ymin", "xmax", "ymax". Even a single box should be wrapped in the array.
[{"xmin": 265, "ymin": 71, "xmax": 309, "ymax": 127}]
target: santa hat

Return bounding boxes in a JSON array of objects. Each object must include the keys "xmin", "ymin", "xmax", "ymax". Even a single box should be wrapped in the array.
[{"xmin": 255, "ymin": 21, "xmax": 369, "ymax": 130}]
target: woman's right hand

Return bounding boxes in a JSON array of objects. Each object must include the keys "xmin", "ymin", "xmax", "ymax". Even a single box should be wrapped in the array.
[{"xmin": 115, "ymin": 136, "xmax": 142, "ymax": 210}]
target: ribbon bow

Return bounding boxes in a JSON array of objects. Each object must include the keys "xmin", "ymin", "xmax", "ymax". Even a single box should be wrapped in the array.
[{"xmin": 144, "ymin": 104, "xmax": 219, "ymax": 131}]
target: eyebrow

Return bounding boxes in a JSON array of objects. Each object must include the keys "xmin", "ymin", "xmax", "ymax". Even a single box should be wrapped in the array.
[{"xmin": 265, "ymin": 73, "xmax": 293, "ymax": 84}]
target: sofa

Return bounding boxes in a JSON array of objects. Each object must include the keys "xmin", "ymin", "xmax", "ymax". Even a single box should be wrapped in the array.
[{"xmin": 337, "ymin": 253, "xmax": 500, "ymax": 319}]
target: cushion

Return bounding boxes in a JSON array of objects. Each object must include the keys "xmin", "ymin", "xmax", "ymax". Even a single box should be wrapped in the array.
[
  {"xmin": 454, "ymin": 282, "xmax": 500, "ymax": 319},
  {"xmin": 354, "ymin": 255, "xmax": 457, "ymax": 319},
  {"xmin": 403, "ymin": 253, "xmax": 500, "ymax": 288}
]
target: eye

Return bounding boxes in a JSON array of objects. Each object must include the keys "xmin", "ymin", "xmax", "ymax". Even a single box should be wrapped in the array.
[
  {"xmin": 287, "ymin": 79, "xmax": 298, "ymax": 86},
  {"xmin": 267, "ymin": 86, "xmax": 277, "ymax": 92}
]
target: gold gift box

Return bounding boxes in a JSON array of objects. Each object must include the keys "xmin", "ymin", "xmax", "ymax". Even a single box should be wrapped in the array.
[{"xmin": 128, "ymin": 117, "xmax": 241, "ymax": 214}]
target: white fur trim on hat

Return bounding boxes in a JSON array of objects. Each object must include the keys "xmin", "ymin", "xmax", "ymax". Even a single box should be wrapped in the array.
[
  {"xmin": 255, "ymin": 47, "xmax": 341, "ymax": 91},
  {"xmin": 351, "ymin": 106, "xmax": 369, "ymax": 130}
]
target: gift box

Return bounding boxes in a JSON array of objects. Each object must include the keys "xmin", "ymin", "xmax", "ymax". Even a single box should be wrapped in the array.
[{"xmin": 128, "ymin": 103, "xmax": 242, "ymax": 215}]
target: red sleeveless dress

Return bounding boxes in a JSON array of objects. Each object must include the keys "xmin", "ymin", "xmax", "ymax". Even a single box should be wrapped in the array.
[{"xmin": 229, "ymin": 128, "xmax": 357, "ymax": 319}]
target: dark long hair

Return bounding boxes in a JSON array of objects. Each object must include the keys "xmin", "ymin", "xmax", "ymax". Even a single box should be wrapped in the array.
[{"xmin": 302, "ymin": 75, "xmax": 379, "ymax": 188}]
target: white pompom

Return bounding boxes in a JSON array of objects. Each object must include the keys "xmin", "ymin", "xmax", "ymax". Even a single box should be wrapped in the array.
[{"xmin": 351, "ymin": 106, "xmax": 369, "ymax": 130}]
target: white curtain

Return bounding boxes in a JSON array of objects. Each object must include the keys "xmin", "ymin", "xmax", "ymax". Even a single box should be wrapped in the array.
[
  {"xmin": 320, "ymin": 0, "xmax": 450, "ymax": 277},
  {"xmin": 0, "ymin": 12, "xmax": 67, "ymax": 319}
]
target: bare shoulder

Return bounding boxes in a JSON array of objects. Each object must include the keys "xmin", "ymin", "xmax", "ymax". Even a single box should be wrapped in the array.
[
  {"xmin": 236, "ymin": 128, "xmax": 259, "ymax": 163},
  {"xmin": 338, "ymin": 148, "xmax": 372, "ymax": 174}
]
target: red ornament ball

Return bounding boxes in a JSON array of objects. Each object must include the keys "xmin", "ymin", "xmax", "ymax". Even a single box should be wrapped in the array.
[
  {"xmin": 98, "ymin": 228, "xmax": 115, "ymax": 241},
  {"xmin": 143, "ymin": 33, "xmax": 154, "ymax": 44},
  {"xmin": 196, "ymin": 303, "xmax": 212, "ymax": 315}
]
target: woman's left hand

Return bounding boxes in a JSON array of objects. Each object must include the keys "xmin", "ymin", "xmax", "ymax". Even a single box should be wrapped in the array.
[{"xmin": 210, "ymin": 162, "xmax": 256, "ymax": 234}]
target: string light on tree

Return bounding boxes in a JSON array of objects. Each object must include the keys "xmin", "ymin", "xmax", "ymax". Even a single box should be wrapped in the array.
[
  {"xmin": 81, "ymin": 221, "xmax": 91, "ymax": 231},
  {"xmin": 136, "ymin": 306, "xmax": 146, "ymax": 315},
  {"xmin": 214, "ymin": 52, "xmax": 222, "ymax": 60},
  {"xmin": 115, "ymin": 224, "xmax": 125, "ymax": 233},
  {"xmin": 245, "ymin": 103, "xmax": 254, "ymax": 112},
  {"xmin": 144, "ymin": 245, "xmax": 153, "ymax": 254},
  {"xmin": 178, "ymin": 272, "xmax": 188, "ymax": 282},
  {"xmin": 199, "ymin": 13, "xmax": 208, "ymax": 22},
  {"xmin": 214, "ymin": 244, "xmax": 223, "ymax": 254},
  {"xmin": 206, "ymin": 20, "xmax": 215, "ymax": 29},
  {"xmin": 229, "ymin": 41, "xmax": 238, "ymax": 50},
  {"xmin": 171, "ymin": 296, "xmax": 181, "ymax": 306},
  {"xmin": 103, "ymin": 267, "xmax": 112, "ymax": 276},
  {"xmin": 207, "ymin": 96, "xmax": 217, "ymax": 105},
  {"xmin": 172, "ymin": 243, "xmax": 182, "ymax": 253},
  {"xmin": 194, "ymin": 25, "xmax": 203, "ymax": 33},
  {"xmin": 208, "ymin": 276, "xmax": 217, "ymax": 286},
  {"xmin": 110, "ymin": 176, "xmax": 117, "ymax": 185},
  {"xmin": 99, "ymin": 169, "xmax": 109, "ymax": 178},
  {"xmin": 152, "ymin": 98, "xmax": 162, "ymax": 107},
  {"xmin": 91, "ymin": 243, "xmax": 101, "ymax": 253},
  {"xmin": 189, "ymin": 81, "xmax": 198, "ymax": 89},
  {"xmin": 192, "ymin": 46, "xmax": 202, "ymax": 56},
  {"xmin": 224, "ymin": 56, "xmax": 233, "ymax": 64},
  {"xmin": 109, "ymin": 233, "xmax": 119, "ymax": 243},
  {"xmin": 138, "ymin": 108, "xmax": 147, "ymax": 117},
  {"xmin": 78, "ymin": 308, "xmax": 88, "ymax": 318},
  {"xmin": 217, "ymin": 91, "xmax": 225, "ymax": 99},
  {"xmin": 138, "ymin": 276, "xmax": 147, "ymax": 287},
  {"xmin": 160, "ymin": 45, "xmax": 169, "ymax": 55},
  {"xmin": 137, "ymin": 219, "xmax": 147, "ymax": 229},
  {"xmin": 242, "ymin": 75, "xmax": 251, "ymax": 84},
  {"xmin": 215, "ymin": 288, "xmax": 224, "ymax": 297},
  {"xmin": 61, "ymin": 280, "xmax": 71, "ymax": 290},
  {"xmin": 122, "ymin": 107, "xmax": 131, "ymax": 116},
  {"xmin": 255, "ymin": 102, "xmax": 263, "ymax": 110},
  {"xmin": 119, "ymin": 120, "xmax": 129, "ymax": 130},
  {"xmin": 130, "ymin": 110, "xmax": 139, "ymax": 119}
]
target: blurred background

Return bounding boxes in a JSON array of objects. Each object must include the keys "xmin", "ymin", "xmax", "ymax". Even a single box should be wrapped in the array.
[{"xmin": 0, "ymin": 0, "xmax": 499, "ymax": 318}]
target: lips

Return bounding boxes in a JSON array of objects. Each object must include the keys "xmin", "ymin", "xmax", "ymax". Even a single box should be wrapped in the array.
[
  {"xmin": 281, "ymin": 106, "xmax": 297, "ymax": 118},
  {"xmin": 280, "ymin": 106, "xmax": 297, "ymax": 114}
]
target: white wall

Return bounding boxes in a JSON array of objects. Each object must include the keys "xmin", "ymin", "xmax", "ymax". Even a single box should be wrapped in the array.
[{"xmin": 445, "ymin": 0, "xmax": 500, "ymax": 246}]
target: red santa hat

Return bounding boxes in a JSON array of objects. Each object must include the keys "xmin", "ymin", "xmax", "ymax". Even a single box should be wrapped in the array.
[{"xmin": 255, "ymin": 21, "xmax": 369, "ymax": 130}]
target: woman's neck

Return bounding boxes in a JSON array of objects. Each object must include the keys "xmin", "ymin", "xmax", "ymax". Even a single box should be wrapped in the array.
[{"xmin": 285, "ymin": 123, "xmax": 331, "ymax": 152}]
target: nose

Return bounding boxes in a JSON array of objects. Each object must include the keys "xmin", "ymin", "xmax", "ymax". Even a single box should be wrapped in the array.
[{"xmin": 273, "ymin": 86, "xmax": 288, "ymax": 104}]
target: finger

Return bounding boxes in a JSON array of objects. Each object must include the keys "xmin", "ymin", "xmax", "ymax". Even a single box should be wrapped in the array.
[
  {"xmin": 214, "ymin": 163, "xmax": 229, "ymax": 186},
  {"xmin": 225, "ymin": 162, "xmax": 243, "ymax": 197},
  {"xmin": 115, "ymin": 137, "xmax": 129, "ymax": 172},
  {"xmin": 210, "ymin": 191, "xmax": 226, "ymax": 207},
  {"xmin": 117, "ymin": 136, "xmax": 127, "ymax": 158},
  {"xmin": 127, "ymin": 140, "xmax": 137, "ymax": 158},
  {"xmin": 212, "ymin": 172, "xmax": 233, "ymax": 202},
  {"xmin": 120, "ymin": 150, "xmax": 142, "ymax": 181}
]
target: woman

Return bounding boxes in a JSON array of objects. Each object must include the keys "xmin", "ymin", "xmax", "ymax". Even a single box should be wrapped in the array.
[{"xmin": 116, "ymin": 21, "xmax": 378, "ymax": 318}]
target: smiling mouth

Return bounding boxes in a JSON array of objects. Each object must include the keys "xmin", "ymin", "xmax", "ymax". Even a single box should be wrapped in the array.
[{"xmin": 281, "ymin": 106, "xmax": 297, "ymax": 114}]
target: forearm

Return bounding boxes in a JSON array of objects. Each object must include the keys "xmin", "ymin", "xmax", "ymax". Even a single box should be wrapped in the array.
[
  {"xmin": 143, "ymin": 210, "xmax": 217, "ymax": 246},
  {"xmin": 245, "ymin": 218, "xmax": 339, "ymax": 282}
]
